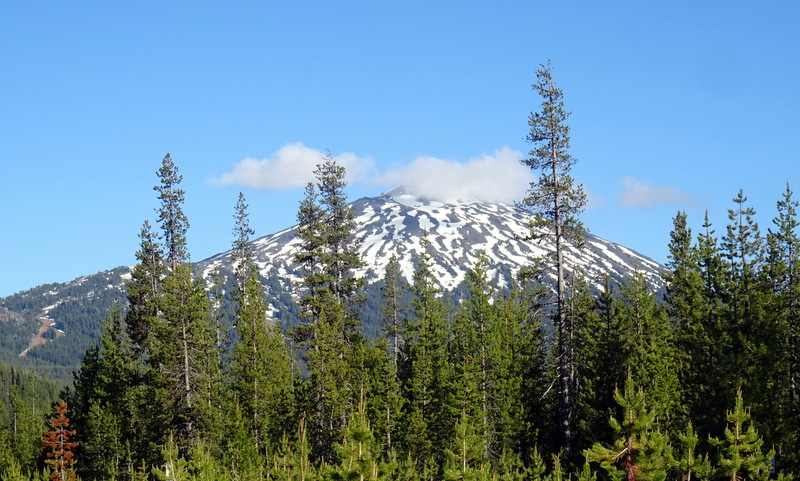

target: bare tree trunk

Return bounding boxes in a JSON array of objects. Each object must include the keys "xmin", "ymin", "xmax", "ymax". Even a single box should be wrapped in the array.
[{"xmin": 553, "ymin": 131, "xmax": 572, "ymax": 457}]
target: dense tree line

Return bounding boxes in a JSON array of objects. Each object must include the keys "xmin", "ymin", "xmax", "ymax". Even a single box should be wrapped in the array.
[{"xmin": 1, "ymin": 65, "xmax": 799, "ymax": 480}]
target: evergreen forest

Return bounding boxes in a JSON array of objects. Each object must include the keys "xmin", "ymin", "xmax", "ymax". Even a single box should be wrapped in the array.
[{"xmin": 1, "ymin": 64, "xmax": 799, "ymax": 481}]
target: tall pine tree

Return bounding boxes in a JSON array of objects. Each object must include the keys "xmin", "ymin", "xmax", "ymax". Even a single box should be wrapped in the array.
[
  {"xmin": 230, "ymin": 192, "xmax": 295, "ymax": 461},
  {"xmin": 120, "ymin": 154, "xmax": 223, "ymax": 458},
  {"xmin": 293, "ymin": 153, "xmax": 365, "ymax": 462},
  {"xmin": 399, "ymin": 236, "xmax": 451, "ymax": 471},
  {"xmin": 518, "ymin": 60, "xmax": 587, "ymax": 457}
]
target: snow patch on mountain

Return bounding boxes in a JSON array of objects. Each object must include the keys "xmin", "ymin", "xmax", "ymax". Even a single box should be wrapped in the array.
[{"xmin": 198, "ymin": 189, "xmax": 666, "ymax": 294}]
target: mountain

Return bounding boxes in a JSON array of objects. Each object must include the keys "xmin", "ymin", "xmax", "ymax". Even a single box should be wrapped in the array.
[
  {"xmin": 200, "ymin": 187, "xmax": 665, "ymax": 294},
  {"xmin": 0, "ymin": 188, "xmax": 666, "ymax": 379}
]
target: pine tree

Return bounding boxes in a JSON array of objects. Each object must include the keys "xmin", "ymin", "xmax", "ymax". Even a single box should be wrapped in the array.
[
  {"xmin": 8, "ymin": 378, "xmax": 48, "ymax": 473},
  {"xmin": 151, "ymin": 432, "xmax": 190, "ymax": 481},
  {"xmin": 762, "ymin": 183, "xmax": 800, "ymax": 469},
  {"xmin": 664, "ymin": 212, "xmax": 706, "ymax": 331},
  {"xmin": 450, "ymin": 253, "xmax": 533, "ymax": 467},
  {"xmin": 512, "ymin": 276, "xmax": 553, "ymax": 461},
  {"xmin": 370, "ymin": 254, "xmax": 407, "ymax": 457},
  {"xmin": 270, "ymin": 415, "xmax": 315, "ymax": 481},
  {"xmin": 518, "ymin": 60, "xmax": 587, "ymax": 457},
  {"xmin": 675, "ymin": 423, "xmax": 712, "ymax": 481},
  {"xmin": 0, "ymin": 457, "xmax": 30, "ymax": 481},
  {"xmin": 449, "ymin": 269, "xmax": 484, "ymax": 451},
  {"xmin": 559, "ymin": 271, "xmax": 598, "ymax": 461},
  {"xmin": 690, "ymin": 212, "xmax": 732, "ymax": 439},
  {"xmin": 151, "ymin": 261, "xmax": 219, "ymax": 450},
  {"xmin": 118, "ymin": 221, "xmax": 171, "ymax": 472},
  {"xmin": 220, "ymin": 400, "xmax": 265, "ymax": 479},
  {"xmin": 314, "ymin": 152, "xmax": 365, "ymax": 312},
  {"xmin": 400, "ymin": 236, "xmax": 451, "ymax": 470},
  {"xmin": 326, "ymin": 390, "xmax": 396, "ymax": 481},
  {"xmin": 123, "ymin": 154, "xmax": 224, "ymax": 457},
  {"xmin": 614, "ymin": 272, "xmax": 682, "ymax": 433},
  {"xmin": 462, "ymin": 255, "xmax": 494, "ymax": 461},
  {"xmin": 491, "ymin": 282, "xmax": 543, "ymax": 462},
  {"xmin": 295, "ymin": 181, "xmax": 327, "ymax": 330},
  {"xmin": 125, "ymin": 220, "xmax": 164, "ymax": 357},
  {"xmin": 188, "ymin": 439, "xmax": 232, "ymax": 481},
  {"xmin": 584, "ymin": 375, "xmax": 673, "ymax": 481},
  {"xmin": 230, "ymin": 192, "xmax": 295, "ymax": 459},
  {"xmin": 154, "ymin": 153, "xmax": 190, "ymax": 272},
  {"xmin": 293, "ymin": 155, "xmax": 365, "ymax": 462},
  {"xmin": 711, "ymin": 388, "xmax": 773, "ymax": 481},
  {"xmin": 720, "ymin": 191, "xmax": 773, "ymax": 445},
  {"xmin": 576, "ymin": 275, "xmax": 622, "ymax": 453},
  {"xmin": 442, "ymin": 409, "xmax": 491, "ymax": 481},
  {"xmin": 364, "ymin": 336, "xmax": 403, "ymax": 460},
  {"xmin": 381, "ymin": 254, "xmax": 405, "ymax": 366},
  {"xmin": 71, "ymin": 306, "xmax": 137, "ymax": 480},
  {"xmin": 721, "ymin": 190, "xmax": 763, "ymax": 328},
  {"xmin": 231, "ymin": 192, "xmax": 257, "ymax": 299},
  {"xmin": 664, "ymin": 212, "xmax": 714, "ymax": 442}
]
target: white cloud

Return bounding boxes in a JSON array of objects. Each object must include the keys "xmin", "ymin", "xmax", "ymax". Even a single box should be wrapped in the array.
[
  {"xmin": 618, "ymin": 175, "xmax": 702, "ymax": 208},
  {"xmin": 213, "ymin": 143, "xmax": 535, "ymax": 204},
  {"xmin": 379, "ymin": 146, "xmax": 533, "ymax": 204},
  {"xmin": 213, "ymin": 142, "xmax": 375, "ymax": 189}
]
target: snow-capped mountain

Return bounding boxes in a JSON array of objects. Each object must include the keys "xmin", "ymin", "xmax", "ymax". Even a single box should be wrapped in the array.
[{"xmin": 199, "ymin": 187, "xmax": 665, "ymax": 293}]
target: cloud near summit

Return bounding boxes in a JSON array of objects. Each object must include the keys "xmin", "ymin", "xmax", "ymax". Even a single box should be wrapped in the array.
[
  {"xmin": 213, "ymin": 142, "xmax": 376, "ymax": 189},
  {"xmin": 215, "ymin": 143, "xmax": 533, "ymax": 204},
  {"xmin": 379, "ymin": 147, "xmax": 532, "ymax": 204}
]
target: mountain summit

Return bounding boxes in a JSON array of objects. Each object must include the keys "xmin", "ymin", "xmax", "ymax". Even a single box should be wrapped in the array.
[{"xmin": 200, "ymin": 187, "xmax": 665, "ymax": 293}]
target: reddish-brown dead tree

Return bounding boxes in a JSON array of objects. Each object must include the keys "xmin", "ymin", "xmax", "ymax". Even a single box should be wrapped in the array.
[{"xmin": 42, "ymin": 400, "xmax": 79, "ymax": 481}]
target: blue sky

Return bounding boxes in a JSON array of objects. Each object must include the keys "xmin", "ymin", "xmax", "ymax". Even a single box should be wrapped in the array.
[{"xmin": 2, "ymin": 1, "xmax": 799, "ymax": 297}]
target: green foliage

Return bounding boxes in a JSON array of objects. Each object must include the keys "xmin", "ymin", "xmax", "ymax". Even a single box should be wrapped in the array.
[
  {"xmin": 760, "ymin": 183, "xmax": 800, "ymax": 469},
  {"xmin": 151, "ymin": 433, "xmax": 190, "ymax": 481},
  {"xmin": 576, "ymin": 275, "xmax": 622, "ymax": 454},
  {"xmin": 442, "ymin": 409, "xmax": 491, "ymax": 481},
  {"xmin": 666, "ymin": 211, "xmax": 719, "ymax": 444},
  {"xmin": 270, "ymin": 415, "xmax": 315, "ymax": 481},
  {"xmin": 520, "ymin": 60, "xmax": 586, "ymax": 235},
  {"xmin": 381, "ymin": 254, "xmax": 406, "ymax": 366},
  {"xmin": 230, "ymin": 192, "xmax": 295, "ymax": 458},
  {"xmin": 400, "ymin": 237, "xmax": 452, "ymax": 470},
  {"xmin": 154, "ymin": 153, "xmax": 190, "ymax": 271},
  {"xmin": 675, "ymin": 423, "xmax": 712, "ymax": 481},
  {"xmin": 519, "ymin": 60, "xmax": 587, "ymax": 458},
  {"xmin": 614, "ymin": 272, "xmax": 682, "ymax": 431},
  {"xmin": 125, "ymin": 220, "xmax": 164, "ymax": 358},
  {"xmin": 325, "ymin": 391, "xmax": 396, "ymax": 481},
  {"xmin": 5, "ymin": 378, "xmax": 52, "ymax": 473},
  {"xmin": 678, "ymin": 212, "xmax": 732, "ymax": 440},
  {"xmin": 584, "ymin": 375, "xmax": 673, "ymax": 481},
  {"xmin": 1, "ymin": 457, "xmax": 32, "ymax": 481},
  {"xmin": 150, "ymin": 262, "xmax": 218, "ymax": 449},
  {"xmin": 491, "ymin": 285, "xmax": 542, "ymax": 457},
  {"xmin": 293, "ymin": 154, "xmax": 366, "ymax": 463},
  {"xmin": 71, "ymin": 306, "xmax": 143, "ymax": 480},
  {"xmin": 710, "ymin": 389, "xmax": 773, "ymax": 481}
]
